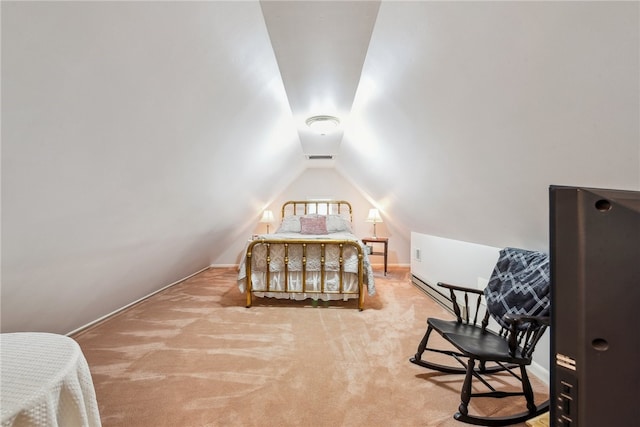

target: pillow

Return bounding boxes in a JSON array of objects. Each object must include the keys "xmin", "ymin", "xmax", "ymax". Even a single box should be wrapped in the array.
[
  {"xmin": 326, "ymin": 214, "xmax": 353, "ymax": 233},
  {"xmin": 276, "ymin": 215, "xmax": 301, "ymax": 233},
  {"xmin": 300, "ymin": 215, "xmax": 328, "ymax": 235}
]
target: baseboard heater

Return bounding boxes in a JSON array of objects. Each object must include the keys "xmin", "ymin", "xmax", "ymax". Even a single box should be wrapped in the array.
[{"xmin": 411, "ymin": 274, "xmax": 455, "ymax": 315}]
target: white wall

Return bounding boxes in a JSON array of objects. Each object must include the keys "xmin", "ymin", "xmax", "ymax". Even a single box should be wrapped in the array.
[
  {"xmin": 212, "ymin": 167, "xmax": 411, "ymax": 267},
  {"xmin": 1, "ymin": 2, "xmax": 302, "ymax": 334},
  {"xmin": 2, "ymin": 1, "xmax": 638, "ymax": 335},
  {"xmin": 410, "ymin": 233, "xmax": 500, "ymax": 289},
  {"xmin": 339, "ymin": 1, "xmax": 640, "ymax": 253}
]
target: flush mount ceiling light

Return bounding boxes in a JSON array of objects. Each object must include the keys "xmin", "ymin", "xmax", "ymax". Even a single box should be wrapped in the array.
[{"xmin": 305, "ymin": 115, "xmax": 340, "ymax": 135}]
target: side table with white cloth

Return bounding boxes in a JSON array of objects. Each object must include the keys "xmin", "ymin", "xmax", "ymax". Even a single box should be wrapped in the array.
[{"xmin": 0, "ymin": 332, "xmax": 101, "ymax": 427}]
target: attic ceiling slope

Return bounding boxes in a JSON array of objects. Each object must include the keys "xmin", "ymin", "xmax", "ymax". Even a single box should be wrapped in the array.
[
  {"xmin": 337, "ymin": 1, "xmax": 640, "ymax": 253},
  {"xmin": 260, "ymin": 0, "xmax": 380, "ymax": 159},
  {"xmin": 1, "ymin": 0, "xmax": 301, "ymax": 333}
]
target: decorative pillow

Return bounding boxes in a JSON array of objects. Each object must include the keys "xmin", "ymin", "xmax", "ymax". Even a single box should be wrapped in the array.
[
  {"xmin": 276, "ymin": 215, "xmax": 301, "ymax": 233},
  {"xmin": 300, "ymin": 215, "xmax": 328, "ymax": 235},
  {"xmin": 325, "ymin": 214, "xmax": 353, "ymax": 233}
]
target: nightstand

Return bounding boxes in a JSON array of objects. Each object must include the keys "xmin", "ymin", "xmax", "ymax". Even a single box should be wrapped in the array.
[{"xmin": 361, "ymin": 237, "xmax": 388, "ymax": 275}]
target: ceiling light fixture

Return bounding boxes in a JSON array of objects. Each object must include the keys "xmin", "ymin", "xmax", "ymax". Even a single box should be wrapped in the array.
[{"xmin": 305, "ymin": 115, "xmax": 340, "ymax": 135}]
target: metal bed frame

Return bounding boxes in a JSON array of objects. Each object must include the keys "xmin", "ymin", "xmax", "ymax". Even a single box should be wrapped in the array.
[{"xmin": 244, "ymin": 200, "xmax": 366, "ymax": 310}]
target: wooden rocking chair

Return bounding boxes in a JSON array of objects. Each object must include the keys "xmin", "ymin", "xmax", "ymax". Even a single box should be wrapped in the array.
[{"xmin": 410, "ymin": 247, "xmax": 551, "ymax": 426}]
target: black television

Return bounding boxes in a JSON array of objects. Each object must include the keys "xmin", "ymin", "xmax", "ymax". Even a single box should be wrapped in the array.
[{"xmin": 549, "ymin": 185, "xmax": 640, "ymax": 427}]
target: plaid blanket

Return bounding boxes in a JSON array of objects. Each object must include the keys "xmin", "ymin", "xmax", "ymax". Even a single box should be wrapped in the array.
[{"xmin": 483, "ymin": 247, "xmax": 550, "ymax": 330}]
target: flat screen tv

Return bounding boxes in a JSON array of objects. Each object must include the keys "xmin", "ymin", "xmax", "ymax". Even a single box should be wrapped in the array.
[{"xmin": 549, "ymin": 185, "xmax": 640, "ymax": 427}]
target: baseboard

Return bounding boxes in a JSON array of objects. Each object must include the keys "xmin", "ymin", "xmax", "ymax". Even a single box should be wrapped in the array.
[
  {"xmin": 528, "ymin": 361, "xmax": 550, "ymax": 386},
  {"xmin": 66, "ymin": 266, "xmax": 210, "ymax": 336},
  {"xmin": 411, "ymin": 274, "xmax": 455, "ymax": 315}
]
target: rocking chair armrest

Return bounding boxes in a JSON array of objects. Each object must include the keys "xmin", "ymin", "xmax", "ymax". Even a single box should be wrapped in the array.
[
  {"xmin": 436, "ymin": 282, "xmax": 484, "ymax": 295},
  {"xmin": 502, "ymin": 314, "xmax": 550, "ymax": 358},
  {"xmin": 502, "ymin": 313, "xmax": 550, "ymax": 328},
  {"xmin": 437, "ymin": 282, "xmax": 486, "ymax": 325}
]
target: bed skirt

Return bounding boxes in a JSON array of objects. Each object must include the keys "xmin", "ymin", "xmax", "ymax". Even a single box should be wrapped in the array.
[
  {"xmin": 237, "ymin": 237, "xmax": 374, "ymax": 310},
  {"xmin": 245, "ymin": 271, "xmax": 360, "ymax": 301}
]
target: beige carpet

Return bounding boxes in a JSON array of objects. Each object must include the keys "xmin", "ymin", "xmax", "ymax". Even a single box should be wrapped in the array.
[{"xmin": 73, "ymin": 267, "xmax": 548, "ymax": 427}]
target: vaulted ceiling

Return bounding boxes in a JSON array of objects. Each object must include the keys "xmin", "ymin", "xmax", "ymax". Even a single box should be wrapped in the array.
[
  {"xmin": 261, "ymin": 1, "xmax": 380, "ymax": 165},
  {"xmin": 2, "ymin": 1, "xmax": 638, "ymax": 334}
]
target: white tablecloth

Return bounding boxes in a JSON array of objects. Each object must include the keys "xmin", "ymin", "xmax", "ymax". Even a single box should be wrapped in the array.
[{"xmin": 1, "ymin": 333, "xmax": 101, "ymax": 427}]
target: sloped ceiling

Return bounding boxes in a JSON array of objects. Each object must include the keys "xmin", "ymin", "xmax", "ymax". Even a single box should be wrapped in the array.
[
  {"xmin": 261, "ymin": 1, "xmax": 380, "ymax": 164},
  {"xmin": 2, "ymin": 1, "xmax": 302, "ymax": 333},
  {"xmin": 338, "ymin": 1, "xmax": 640, "ymax": 249},
  {"xmin": 2, "ymin": 1, "xmax": 639, "ymax": 334}
]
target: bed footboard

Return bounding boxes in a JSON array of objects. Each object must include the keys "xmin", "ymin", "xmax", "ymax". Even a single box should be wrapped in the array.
[{"xmin": 244, "ymin": 239, "xmax": 366, "ymax": 310}]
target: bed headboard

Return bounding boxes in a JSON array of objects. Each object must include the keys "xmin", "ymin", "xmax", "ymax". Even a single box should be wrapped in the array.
[{"xmin": 281, "ymin": 200, "xmax": 353, "ymax": 222}]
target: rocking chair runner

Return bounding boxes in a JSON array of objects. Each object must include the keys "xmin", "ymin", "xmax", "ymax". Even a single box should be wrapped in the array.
[{"xmin": 410, "ymin": 247, "xmax": 551, "ymax": 426}]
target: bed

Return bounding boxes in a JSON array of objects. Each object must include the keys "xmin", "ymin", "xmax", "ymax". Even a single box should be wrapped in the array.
[{"xmin": 237, "ymin": 200, "xmax": 375, "ymax": 310}]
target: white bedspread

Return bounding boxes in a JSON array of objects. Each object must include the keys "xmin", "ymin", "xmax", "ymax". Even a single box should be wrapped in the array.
[
  {"xmin": 238, "ymin": 232, "xmax": 375, "ymax": 297},
  {"xmin": 0, "ymin": 333, "xmax": 102, "ymax": 427}
]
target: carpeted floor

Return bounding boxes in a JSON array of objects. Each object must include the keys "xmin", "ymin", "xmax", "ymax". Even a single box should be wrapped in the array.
[{"xmin": 73, "ymin": 267, "xmax": 548, "ymax": 427}]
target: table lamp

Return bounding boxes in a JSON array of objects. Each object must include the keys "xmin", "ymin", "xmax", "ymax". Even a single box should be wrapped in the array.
[
  {"xmin": 366, "ymin": 208, "xmax": 383, "ymax": 238},
  {"xmin": 260, "ymin": 210, "xmax": 275, "ymax": 233}
]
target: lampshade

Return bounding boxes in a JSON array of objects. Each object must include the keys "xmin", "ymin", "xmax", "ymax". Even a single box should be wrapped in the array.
[
  {"xmin": 260, "ymin": 210, "xmax": 275, "ymax": 223},
  {"xmin": 366, "ymin": 208, "xmax": 382, "ymax": 223}
]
